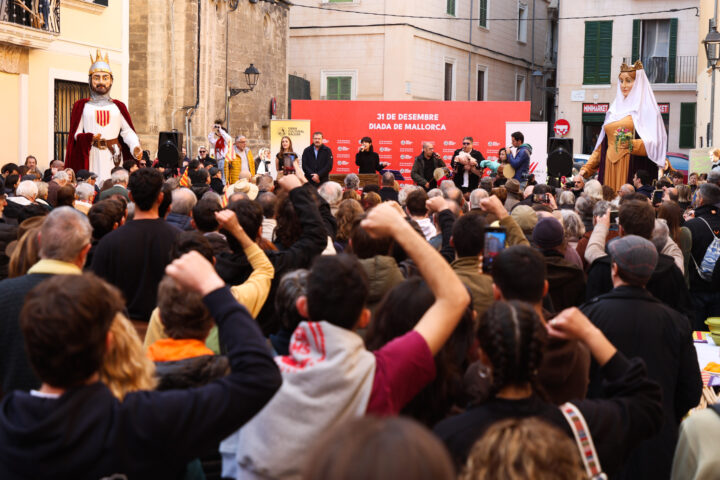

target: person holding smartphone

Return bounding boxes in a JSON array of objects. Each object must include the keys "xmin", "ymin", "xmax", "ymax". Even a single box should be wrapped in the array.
[{"xmin": 207, "ymin": 121, "xmax": 231, "ymax": 182}]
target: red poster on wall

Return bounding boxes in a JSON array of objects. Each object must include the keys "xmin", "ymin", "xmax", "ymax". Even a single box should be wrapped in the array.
[{"xmin": 291, "ymin": 100, "xmax": 530, "ymax": 181}]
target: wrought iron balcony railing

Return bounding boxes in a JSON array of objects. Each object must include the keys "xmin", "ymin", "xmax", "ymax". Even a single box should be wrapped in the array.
[
  {"xmin": 1, "ymin": 0, "xmax": 60, "ymax": 34},
  {"xmin": 623, "ymin": 56, "xmax": 697, "ymax": 84}
]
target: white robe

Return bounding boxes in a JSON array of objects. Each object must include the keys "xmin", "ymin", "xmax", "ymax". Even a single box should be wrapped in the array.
[{"xmin": 73, "ymin": 101, "xmax": 140, "ymax": 182}]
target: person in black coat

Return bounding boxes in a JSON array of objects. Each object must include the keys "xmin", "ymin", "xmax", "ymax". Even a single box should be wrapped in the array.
[
  {"xmin": 214, "ymin": 176, "xmax": 328, "ymax": 335},
  {"xmin": 301, "ymin": 132, "xmax": 333, "ymax": 186},
  {"xmin": 581, "ymin": 235, "xmax": 701, "ymax": 480},
  {"xmin": 378, "ymin": 171, "xmax": 399, "ymax": 203},
  {"xmin": 585, "ymin": 200, "xmax": 693, "ymax": 322},
  {"xmin": 355, "ymin": 136, "xmax": 388, "ymax": 174},
  {"xmin": 683, "ymin": 184, "xmax": 720, "ymax": 330},
  {"xmin": 433, "ymin": 301, "xmax": 663, "ymax": 475},
  {"xmin": 451, "ymin": 136, "xmax": 484, "ymax": 193}
]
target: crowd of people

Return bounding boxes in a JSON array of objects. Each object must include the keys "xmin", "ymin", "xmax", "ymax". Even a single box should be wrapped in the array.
[{"xmin": 0, "ymin": 136, "xmax": 718, "ymax": 479}]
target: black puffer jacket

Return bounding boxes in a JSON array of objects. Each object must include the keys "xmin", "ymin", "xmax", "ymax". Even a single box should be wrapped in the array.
[{"xmin": 154, "ymin": 355, "xmax": 230, "ymax": 391}]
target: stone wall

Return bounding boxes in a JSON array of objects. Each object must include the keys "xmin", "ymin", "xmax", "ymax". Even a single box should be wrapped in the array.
[{"xmin": 129, "ymin": 0, "xmax": 289, "ymax": 157}]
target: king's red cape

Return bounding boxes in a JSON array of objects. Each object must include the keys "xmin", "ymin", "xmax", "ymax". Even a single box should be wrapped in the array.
[{"xmin": 65, "ymin": 98, "xmax": 137, "ymax": 172}]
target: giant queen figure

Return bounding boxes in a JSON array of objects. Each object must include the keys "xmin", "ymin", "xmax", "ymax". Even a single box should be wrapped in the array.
[
  {"xmin": 579, "ymin": 61, "xmax": 667, "ymax": 191},
  {"xmin": 65, "ymin": 51, "xmax": 142, "ymax": 181}
]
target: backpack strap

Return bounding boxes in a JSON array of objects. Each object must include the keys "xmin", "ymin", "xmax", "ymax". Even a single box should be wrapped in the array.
[
  {"xmin": 697, "ymin": 216, "xmax": 718, "ymax": 238},
  {"xmin": 560, "ymin": 402, "xmax": 608, "ymax": 480}
]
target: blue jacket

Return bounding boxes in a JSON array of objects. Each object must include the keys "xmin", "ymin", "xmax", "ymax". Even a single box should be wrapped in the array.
[{"xmin": 507, "ymin": 144, "xmax": 533, "ymax": 181}]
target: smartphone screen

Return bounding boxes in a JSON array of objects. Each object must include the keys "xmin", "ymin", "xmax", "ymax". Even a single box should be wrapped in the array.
[
  {"xmin": 483, "ymin": 228, "xmax": 507, "ymax": 273},
  {"xmin": 652, "ymin": 189, "xmax": 663, "ymax": 205},
  {"xmin": 609, "ymin": 210, "xmax": 619, "ymax": 225}
]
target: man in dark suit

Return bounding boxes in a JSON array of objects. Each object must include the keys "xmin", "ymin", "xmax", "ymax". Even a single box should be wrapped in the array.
[
  {"xmin": 98, "ymin": 168, "xmax": 130, "ymax": 202},
  {"xmin": 301, "ymin": 132, "xmax": 333, "ymax": 186},
  {"xmin": 378, "ymin": 171, "xmax": 399, "ymax": 203}
]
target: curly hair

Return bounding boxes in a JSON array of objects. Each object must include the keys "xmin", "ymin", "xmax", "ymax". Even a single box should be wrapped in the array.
[
  {"xmin": 461, "ymin": 417, "xmax": 585, "ymax": 480},
  {"xmin": 476, "ymin": 301, "xmax": 547, "ymax": 398},
  {"xmin": 342, "ymin": 189, "xmax": 360, "ymax": 202},
  {"xmin": 99, "ymin": 314, "xmax": 157, "ymax": 401},
  {"xmin": 366, "ymin": 278, "xmax": 475, "ymax": 426},
  {"xmin": 335, "ymin": 199, "xmax": 364, "ymax": 243}
]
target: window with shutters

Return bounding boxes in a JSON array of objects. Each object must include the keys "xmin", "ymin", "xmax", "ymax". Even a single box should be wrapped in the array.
[
  {"xmin": 583, "ymin": 21, "xmax": 613, "ymax": 85},
  {"xmin": 444, "ymin": 62, "xmax": 455, "ymax": 101},
  {"xmin": 679, "ymin": 102, "xmax": 696, "ymax": 149},
  {"xmin": 517, "ymin": 2, "xmax": 528, "ymax": 43},
  {"xmin": 515, "ymin": 75, "xmax": 526, "ymax": 101},
  {"xmin": 321, "ymin": 71, "xmax": 356, "ymax": 100},
  {"xmin": 326, "ymin": 77, "xmax": 352, "ymax": 100},
  {"xmin": 632, "ymin": 19, "xmax": 678, "ymax": 83},
  {"xmin": 478, "ymin": 0, "xmax": 488, "ymax": 29},
  {"xmin": 477, "ymin": 67, "xmax": 487, "ymax": 101},
  {"xmin": 447, "ymin": 0, "xmax": 456, "ymax": 16}
]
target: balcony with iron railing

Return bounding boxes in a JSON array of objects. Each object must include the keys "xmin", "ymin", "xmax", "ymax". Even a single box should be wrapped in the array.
[
  {"xmin": 622, "ymin": 56, "xmax": 697, "ymax": 85},
  {"xmin": 0, "ymin": 0, "xmax": 60, "ymax": 48}
]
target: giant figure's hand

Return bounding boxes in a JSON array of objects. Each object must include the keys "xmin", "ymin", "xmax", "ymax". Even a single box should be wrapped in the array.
[{"xmin": 134, "ymin": 146, "xmax": 143, "ymax": 160}]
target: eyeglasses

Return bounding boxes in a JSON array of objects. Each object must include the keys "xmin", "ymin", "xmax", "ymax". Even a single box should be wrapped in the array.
[{"xmin": 462, "ymin": 142, "xmax": 471, "ymax": 145}]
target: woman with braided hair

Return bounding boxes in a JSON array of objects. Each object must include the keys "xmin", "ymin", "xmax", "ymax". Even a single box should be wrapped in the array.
[{"xmin": 434, "ymin": 304, "xmax": 664, "ymax": 477}]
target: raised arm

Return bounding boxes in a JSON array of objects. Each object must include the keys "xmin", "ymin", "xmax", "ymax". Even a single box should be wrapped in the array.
[
  {"xmin": 362, "ymin": 203, "xmax": 470, "ymax": 355},
  {"xmin": 130, "ymin": 252, "xmax": 281, "ymax": 461},
  {"xmin": 585, "ymin": 207, "xmax": 610, "ymax": 264},
  {"xmin": 216, "ymin": 210, "xmax": 275, "ymax": 318},
  {"xmin": 426, "ymin": 196, "xmax": 457, "ymax": 263},
  {"xmin": 478, "ymin": 195, "xmax": 530, "ymax": 247}
]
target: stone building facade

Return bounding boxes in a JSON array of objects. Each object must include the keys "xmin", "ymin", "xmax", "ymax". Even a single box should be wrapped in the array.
[
  {"xmin": 129, "ymin": 0, "xmax": 289, "ymax": 157},
  {"xmin": 288, "ymin": 0, "xmax": 556, "ymax": 122}
]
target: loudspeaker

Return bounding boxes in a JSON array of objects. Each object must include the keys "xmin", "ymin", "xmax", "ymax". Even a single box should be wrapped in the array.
[
  {"xmin": 157, "ymin": 131, "xmax": 183, "ymax": 170},
  {"xmin": 547, "ymin": 137, "xmax": 573, "ymax": 177}
]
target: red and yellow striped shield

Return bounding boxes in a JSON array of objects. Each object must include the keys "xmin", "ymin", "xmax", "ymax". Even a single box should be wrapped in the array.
[{"xmin": 95, "ymin": 110, "xmax": 110, "ymax": 127}]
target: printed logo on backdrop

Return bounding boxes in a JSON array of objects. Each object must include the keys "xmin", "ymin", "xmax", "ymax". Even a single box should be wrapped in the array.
[{"xmin": 290, "ymin": 100, "xmax": 531, "ymax": 181}]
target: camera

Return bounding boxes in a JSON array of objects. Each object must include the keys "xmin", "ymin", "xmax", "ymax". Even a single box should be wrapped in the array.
[{"xmin": 565, "ymin": 181, "xmax": 575, "ymax": 189}]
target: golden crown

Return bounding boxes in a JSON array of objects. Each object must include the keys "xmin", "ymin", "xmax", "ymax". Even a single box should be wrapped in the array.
[
  {"xmin": 89, "ymin": 49, "xmax": 112, "ymax": 76},
  {"xmin": 620, "ymin": 60, "xmax": 644, "ymax": 72}
]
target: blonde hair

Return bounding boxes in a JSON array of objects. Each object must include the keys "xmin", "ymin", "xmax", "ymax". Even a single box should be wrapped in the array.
[
  {"xmin": 99, "ymin": 314, "xmax": 157, "ymax": 400},
  {"xmin": 461, "ymin": 418, "xmax": 586, "ymax": 480},
  {"xmin": 8, "ymin": 226, "xmax": 42, "ymax": 278}
]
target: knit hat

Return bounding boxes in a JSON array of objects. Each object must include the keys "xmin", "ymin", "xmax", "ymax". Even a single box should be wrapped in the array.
[
  {"xmin": 532, "ymin": 217, "xmax": 564, "ymax": 249},
  {"xmin": 505, "ymin": 178, "xmax": 521, "ymax": 195},
  {"xmin": 607, "ymin": 235, "xmax": 658, "ymax": 283},
  {"xmin": 511, "ymin": 205, "xmax": 538, "ymax": 234}
]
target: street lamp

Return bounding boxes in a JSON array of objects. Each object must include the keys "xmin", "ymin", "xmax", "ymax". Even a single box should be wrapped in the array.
[
  {"xmin": 229, "ymin": 64, "xmax": 261, "ymax": 97},
  {"xmin": 532, "ymin": 69, "xmax": 544, "ymax": 89},
  {"xmin": 703, "ymin": 20, "xmax": 720, "ymax": 147}
]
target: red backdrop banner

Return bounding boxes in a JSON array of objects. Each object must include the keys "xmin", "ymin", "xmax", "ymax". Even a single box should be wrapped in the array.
[{"xmin": 291, "ymin": 100, "xmax": 530, "ymax": 181}]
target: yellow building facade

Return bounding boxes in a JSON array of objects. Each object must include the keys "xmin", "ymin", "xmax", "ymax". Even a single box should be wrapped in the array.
[{"xmin": 0, "ymin": 0, "xmax": 129, "ymax": 169}]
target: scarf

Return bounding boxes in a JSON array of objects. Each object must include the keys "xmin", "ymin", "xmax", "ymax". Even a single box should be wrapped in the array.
[
  {"xmin": 146, "ymin": 338, "xmax": 215, "ymax": 362},
  {"xmin": 594, "ymin": 68, "xmax": 667, "ymax": 168},
  {"xmin": 220, "ymin": 321, "xmax": 376, "ymax": 479}
]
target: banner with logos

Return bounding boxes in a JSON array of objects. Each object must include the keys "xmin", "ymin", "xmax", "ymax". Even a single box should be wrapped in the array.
[
  {"xmin": 291, "ymin": 100, "xmax": 530, "ymax": 181},
  {"xmin": 270, "ymin": 119, "xmax": 312, "ymax": 178}
]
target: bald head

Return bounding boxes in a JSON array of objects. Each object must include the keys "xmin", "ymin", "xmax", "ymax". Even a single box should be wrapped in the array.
[{"xmin": 619, "ymin": 184, "xmax": 635, "ymax": 197}]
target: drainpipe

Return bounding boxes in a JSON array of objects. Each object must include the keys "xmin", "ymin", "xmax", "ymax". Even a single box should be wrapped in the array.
[
  {"xmin": 468, "ymin": 0, "xmax": 473, "ymax": 101},
  {"xmin": 184, "ymin": 0, "xmax": 202, "ymax": 156}
]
